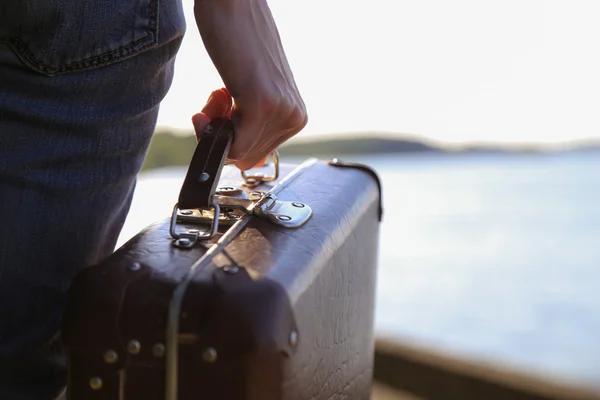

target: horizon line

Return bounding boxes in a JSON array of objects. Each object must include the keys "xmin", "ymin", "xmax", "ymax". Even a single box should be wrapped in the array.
[{"xmin": 153, "ymin": 124, "xmax": 600, "ymax": 150}]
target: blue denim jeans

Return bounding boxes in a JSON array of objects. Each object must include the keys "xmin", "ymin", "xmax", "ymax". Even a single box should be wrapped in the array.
[{"xmin": 0, "ymin": 0, "xmax": 186, "ymax": 398}]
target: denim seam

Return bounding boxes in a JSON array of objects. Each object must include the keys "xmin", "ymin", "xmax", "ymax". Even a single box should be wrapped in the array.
[{"xmin": 0, "ymin": 0, "xmax": 159, "ymax": 77}]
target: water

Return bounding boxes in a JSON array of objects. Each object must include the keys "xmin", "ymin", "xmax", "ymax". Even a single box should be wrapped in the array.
[{"xmin": 118, "ymin": 152, "xmax": 600, "ymax": 389}]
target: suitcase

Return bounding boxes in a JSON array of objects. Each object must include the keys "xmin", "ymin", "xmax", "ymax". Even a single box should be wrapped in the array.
[{"xmin": 61, "ymin": 118, "xmax": 383, "ymax": 400}]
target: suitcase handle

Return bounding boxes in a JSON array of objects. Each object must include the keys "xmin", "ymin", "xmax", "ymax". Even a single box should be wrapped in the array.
[
  {"xmin": 177, "ymin": 118, "xmax": 234, "ymax": 210},
  {"xmin": 169, "ymin": 118, "xmax": 282, "ymax": 244},
  {"xmin": 168, "ymin": 118, "xmax": 233, "ymax": 244}
]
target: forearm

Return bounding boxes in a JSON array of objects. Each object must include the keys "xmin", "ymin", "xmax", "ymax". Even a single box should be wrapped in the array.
[
  {"xmin": 193, "ymin": 0, "xmax": 307, "ymax": 169},
  {"xmin": 194, "ymin": 0, "xmax": 299, "ymax": 108}
]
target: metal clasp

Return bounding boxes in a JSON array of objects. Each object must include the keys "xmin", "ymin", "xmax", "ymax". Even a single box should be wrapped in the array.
[
  {"xmin": 172, "ymin": 192, "xmax": 312, "ymax": 231},
  {"xmin": 176, "ymin": 206, "xmax": 243, "ymax": 227},
  {"xmin": 254, "ymin": 194, "xmax": 312, "ymax": 228},
  {"xmin": 169, "ymin": 202, "xmax": 220, "ymax": 248},
  {"xmin": 241, "ymin": 151, "xmax": 280, "ymax": 188}
]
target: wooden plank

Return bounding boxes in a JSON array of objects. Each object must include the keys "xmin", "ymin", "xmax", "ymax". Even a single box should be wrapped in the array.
[
  {"xmin": 374, "ymin": 338, "xmax": 600, "ymax": 400},
  {"xmin": 372, "ymin": 382, "xmax": 423, "ymax": 400}
]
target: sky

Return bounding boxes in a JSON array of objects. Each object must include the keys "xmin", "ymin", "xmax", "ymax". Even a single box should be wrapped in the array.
[{"xmin": 157, "ymin": 0, "xmax": 600, "ymax": 145}]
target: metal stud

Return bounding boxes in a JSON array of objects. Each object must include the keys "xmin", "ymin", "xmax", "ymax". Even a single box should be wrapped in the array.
[
  {"xmin": 152, "ymin": 343, "xmax": 166, "ymax": 358},
  {"xmin": 223, "ymin": 265, "xmax": 239, "ymax": 274},
  {"xmin": 198, "ymin": 172, "xmax": 210, "ymax": 182},
  {"xmin": 128, "ymin": 262, "xmax": 141, "ymax": 271},
  {"xmin": 277, "ymin": 215, "xmax": 292, "ymax": 222},
  {"xmin": 103, "ymin": 350, "xmax": 118, "ymax": 364},
  {"xmin": 289, "ymin": 331, "xmax": 298, "ymax": 347},
  {"xmin": 89, "ymin": 377, "xmax": 103, "ymax": 390},
  {"xmin": 248, "ymin": 191, "xmax": 264, "ymax": 201},
  {"xmin": 292, "ymin": 202, "xmax": 305, "ymax": 208},
  {"xmin": 244, "ymin": 178, "xmax": 259, "ymax": 188},
  {"xmin": 127, "ymin": 340, "xmax": 141, "ymax": 355},
  {"xmin": 175, "ymin": 238, "xmax": 191, "ymax": 246},
  {"xmin": 202, "ymin": 347, "xmax": 218, "ymax": 363},
  {"xmin": 180, "ymin": 210, "xmax": 193, "ymax": 215}
]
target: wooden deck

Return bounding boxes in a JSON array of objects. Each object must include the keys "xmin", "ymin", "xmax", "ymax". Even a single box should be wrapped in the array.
[
  {"xmin": 372, "ymin": 382, "xmax": 422, "ymax": 400},
  {"xmin": 372, "ymin": 338, "xmax": 600, "ymax": 400}
]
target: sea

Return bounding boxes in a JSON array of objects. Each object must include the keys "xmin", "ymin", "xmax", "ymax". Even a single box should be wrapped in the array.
[{"xmin": 117, "ymin": 151, "xmax": 600, "ymax": 390}]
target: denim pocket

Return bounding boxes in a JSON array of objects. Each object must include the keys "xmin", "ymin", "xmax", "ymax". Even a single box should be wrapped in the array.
[{"xmin": 0, "ymin": 0, "xmax": 159, "ymax": 76}]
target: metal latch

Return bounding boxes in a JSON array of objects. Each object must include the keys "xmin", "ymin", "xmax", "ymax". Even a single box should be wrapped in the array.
[
  {"xmin": 172, "ymin": 190, "xmax": 312, "ymax": 245},
  {"xmin": 252, "ymin": 194, "xmax": 312, "ymax": 228},
  {"xmin": 170, "ymin": 148, "xmax": 311, "ymax": 248},
  {"xmin": 169, "ymin": 202, "xmax": 220, "ymax": 248}
]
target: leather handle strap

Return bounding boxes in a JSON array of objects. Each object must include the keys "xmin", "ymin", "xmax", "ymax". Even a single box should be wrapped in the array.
[{"xmin": 177, "ymin": 118, "xmax": 234, "ymax": 210}]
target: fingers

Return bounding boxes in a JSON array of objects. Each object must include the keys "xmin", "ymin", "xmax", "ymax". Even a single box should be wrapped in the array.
[
  {"xmin": 227, "ymin": 109, "xmax": 271, "ymax": 169},
  {"xmin": 191, "ymin": 88, "xmax": 233, "ymax": 141},
  {"xmin": 234, "ymin": 154, "xmax": 271, "ymax": 171},
  {"xmin": 253, "ymin": 155, "xmax": 270, "ymax": 168},
  {"xmin": 235, "ymin": 135, "xmax": 288, "ymax": 171},
  {"xmin": 189, "ymin": 88, "xmax": 306, "ymax": 172},
  {"xmin": 191, "ymin": 113, "xmax": 211, "ymax": 140},
  {"xmin": 229, "ymin": 97, "xmax": 307, "ymax": 170},
  {"xmin": 235, "ymin": 153, "xmax": 273, "ymax": 172}
]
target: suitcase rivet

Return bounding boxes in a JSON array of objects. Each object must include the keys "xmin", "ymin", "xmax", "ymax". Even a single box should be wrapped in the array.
[
  {"xmin": 198, "ymin": 172, "xmax": 210, "ymax": 182},
  {"xmin": 202, "ymin": 347, "xmax": 218, "ymax": 363},
  {"xmin": 127, "ymin": 340, "xmax": 141, "ymax": 355},
  {"xmin": 128, "ymin": 262, "xmax": 141, "ymax": 272},
  {"xmin": 244, "ymin": 178, "xmax": 259, "ymax": 188},
  {"xmin": 152, "ymin": 343, "xmax": 166, "ymax": 358},
  {"xmin": 292, "ymin": 202, "xmax": 305, "ymax": 208},
  {"xmin": 180, "ymin": 210, "xmax": 193, "ymax": 215},
  {"xmin": 223, "ymin": 265, "xmax": 239, "ymax": 274},
  {"xmin": 176, "ymin": 238, "xmax": 192, "ymax": 246},
  {"xmin": 89, "ymin": 377, "xmax": 103, "ymax": 390},
  {"xmin": 248, "ymin": 191, "xmax": 264, "ymax": 201},
  {"xmin": 103, "ymin": 350, "xmax": 118, "ymax": 364},
  {"xmin": 289, "ymin": 331, "xmax": 298, "ymax": 347},
  {"xmin": 277, "ymin": 215, "xmax": 292, "ymax": 221}
]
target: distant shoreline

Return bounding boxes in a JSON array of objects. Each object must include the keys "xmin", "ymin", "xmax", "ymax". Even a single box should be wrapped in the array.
[
  {"xmin": 141, "ymin": 129, "xmax": 600, "ymax": 172},
  {"xmin": 277, "ymin": 131, "xmax": 600, "ymax": 157}
]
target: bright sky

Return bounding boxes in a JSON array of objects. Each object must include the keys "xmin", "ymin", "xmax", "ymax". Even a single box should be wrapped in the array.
[{"xmin": 158, "ymin": 0, "xmax": 600, "ymax": 145}]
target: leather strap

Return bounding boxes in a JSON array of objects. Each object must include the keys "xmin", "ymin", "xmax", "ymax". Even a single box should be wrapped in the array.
[{"xmin": 177, "ymin": 118, "xmax": 234, "ymax": 210}]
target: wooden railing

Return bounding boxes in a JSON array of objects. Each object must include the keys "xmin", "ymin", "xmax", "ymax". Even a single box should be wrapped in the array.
[{"xmin": 373, "ymin": 337, "xmax": 600, "ymax": 400}]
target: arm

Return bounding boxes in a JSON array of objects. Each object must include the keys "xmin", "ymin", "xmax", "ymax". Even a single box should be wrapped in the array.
[{"xmin": 192, "ymin": 0, "xmax": 308, "ymax": 171}]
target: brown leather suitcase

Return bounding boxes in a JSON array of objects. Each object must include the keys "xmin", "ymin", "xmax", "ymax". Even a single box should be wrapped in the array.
[{"xmin": 61, "ymin": 119, "xmax": 383, "ymax": 400}]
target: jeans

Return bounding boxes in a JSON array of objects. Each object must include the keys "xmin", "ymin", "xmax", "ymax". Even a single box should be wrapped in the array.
[{"xmin": 0, "ymin": 0, "xmax": 186, "ymax": 398}]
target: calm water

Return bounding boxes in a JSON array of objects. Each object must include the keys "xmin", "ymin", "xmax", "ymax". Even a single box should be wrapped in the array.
[{"xmin": 118, "ymin": 152, "xmax": 600, "ymax": 389}]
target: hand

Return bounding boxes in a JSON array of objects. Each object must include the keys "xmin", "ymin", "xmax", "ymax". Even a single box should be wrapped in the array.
[
  {"xmin": 192, "ymin": 88, "xmax": 270, "ymax": 168},
  {"xmin": 193, "ymin": 0, "xmax": 308, "ymax": 171}
]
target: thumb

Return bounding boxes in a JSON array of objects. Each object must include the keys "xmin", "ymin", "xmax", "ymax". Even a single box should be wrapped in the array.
[{"xmin": 191, "ymin": 88, "xmax": 233, "ymax": 141}]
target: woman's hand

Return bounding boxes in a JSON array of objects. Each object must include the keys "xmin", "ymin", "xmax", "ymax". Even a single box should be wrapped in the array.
[{"xmin": 192, "ymin": 0, "xmax": 307, "ymax": 171}]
